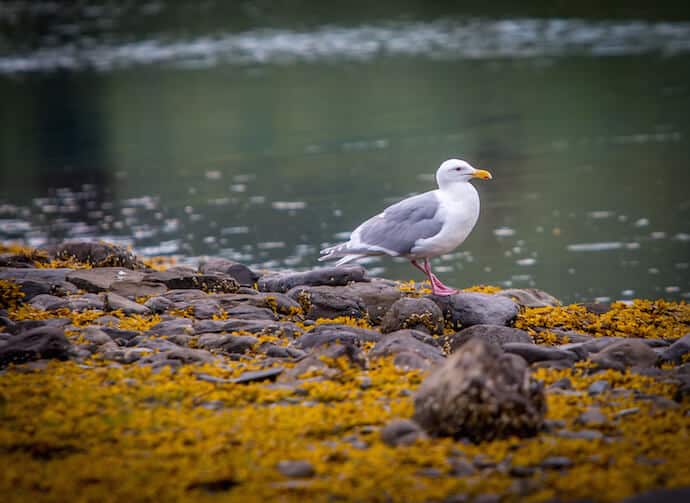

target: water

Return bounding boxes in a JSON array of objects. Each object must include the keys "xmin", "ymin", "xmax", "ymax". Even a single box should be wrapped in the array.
[{"xmin": 1, "ymin": 2, "xmax": 689, "ymax": 303}]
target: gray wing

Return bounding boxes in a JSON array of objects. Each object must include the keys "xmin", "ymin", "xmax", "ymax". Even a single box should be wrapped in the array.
[{"xmin": 356, "ymin": 191, "xmax": 443, "ymax": 256}]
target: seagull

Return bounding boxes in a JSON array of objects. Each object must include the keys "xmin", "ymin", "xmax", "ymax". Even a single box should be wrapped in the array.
[{"xmin": 319, "ymin": 159, "xmax": 492, "ymax": 295}]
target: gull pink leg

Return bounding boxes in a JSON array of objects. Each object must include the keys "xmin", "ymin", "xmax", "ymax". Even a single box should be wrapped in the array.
[{"xmin": 423, "ymin": 259, "xmax": 458, "ymax": 296}]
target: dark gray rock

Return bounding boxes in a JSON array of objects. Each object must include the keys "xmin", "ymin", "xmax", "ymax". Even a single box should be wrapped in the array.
[
  {"xmin": 143, "ymin": 270, "xmax": 239, "ymax": 293},
  {"xmin": 198, "ymin": 334, "xmax": 258, "ymax": 354},
  {"xmin": 104, "ymin": 292, "xmax": 150, "ymax": 315},
  {"xmin": 587, "ymin": 380, "xmax": 611, "ymax": 395},
  {"xmin": 287, "ymin": 285, "xmax": 368, "ymax": 320},
  {"xmin": 548, "ymin": 378, "xmax": 573, "ymax": 391},
  {"xmin": 187, "ymin": 299, "xmax": 223, "ymax": 319},
  {"xmin": 276, "ymin": 460, "xmax": 315, "ymax": 478},
  {"xmin": 342, "ymin": 280, "xmax": 403, "ymax": 324},
  {"xmin": 0, "ymin": 268, "xmax": 76, "ymax": 300},
  {"xmin": 449, "ymin": 325, "xmax": 532, "ymax": 352},
  {"xmin": 622, "ymin": 487, "xmax": 690, "ymax": 503},
  {"xmin": 413, "ymin": 338, "xmax": 545, "ymax": 441},
  {"xmin": 143, "ymin": 296, "xmax": 174, "ymax": 313},
  {"xmin": 659, "ymin": 334, "xmax": 690, "ymax": 364},
  {"xmin": 557, "ymin": 429, "xmax": 603, "ymax": 441},
  {"xmin": 67, "ymin": 293, "xmax": 105, "ymax": 311},
  {"xmin": 162, "ymin": 289, "xmax": 210, "ymax": 303},
  {"xmin": 295, "ymin": 324, "xmax": 381, "ymax": 350},
  {"xmin": 380, "ymin": 297, "xmax": 444, "ymax": 335},
  {"xmin": 0, "ymin": 327, "xmax": 73, "ymax": 366},
  {"xmin": 232, "ymin": 366, "xmax": 284, "ymax": 384},
  {"xmin": 199, "ymin": 257, "xmax": 259, "ymax": 286},
  {"xmin": 29, "ymin": 294, "xmax": 69, "ymax": 311},
  {"xmin": 495, "ymin": 288, "xmax": 561, "ymax": 308},
  {"xmin": 67, "ymin": 268, "xmax": 146, "ymax": 293},
  {"xmin": 215, "ymin": 292, "xmax": 301, "ymax": 316},
  {"xmin": 280, "ymin": 343, "xmax": 366, "ymax": 381},
  {"xmin": 259, "ymin": 265, "xmax": 368, "ymax": 293},
  {"xmin": 502, "ymin": 342, "xmax": 576, "ymax": 365},
  {"xmin": 540, "ymin": 456, "xmax": 572, "ymax": 470},
  {"xmin": 12, "ymin": 318, "xmax": 71, "ymax": 335},
  {"xmin": 50, "ymin": 241, "xmax": 146, "ymax": 269},
  {"xmin": 380, "ymin": 419, "xmax": 428, "ymax": 447},
  {"xmin": 590, "ymin": 340, "xmax": 659, "ymax": 371},
  {"xmin": 224, "ymin": 304, "xmax": 277, "ymax": 321},
  {"xmin": 370, "ymin": 330, "xmax": 444, "ymax": 364},
  {"xmin": 101, "ymin": 327, "xmax": 141, "ymax": 344},
  {"xmin": 147, "ymin": 318, "xmax": 194, "ymax": 336},
  {"xmin": 258, "ymin": 343, "xmax": 306, "ymax": 359},
  {"xmin": 576, "ymin": 407, "xmax": 607, "ymax": 427},
  {"xmin": 134, "ymin": 338, "xmax": 181, "ymax": 352},
  {"xmin": 428, "ymin": 293, "xmax": 519, "ymax": 329},
  {"xmin": 157, "ymin": 347, "xmax": 214, "ymax": 364},
  {"xmin": 193, "ymin": 319, "xmax": 300, "ymax": 339},
  {"xmin": 81, "ymin": 326, "xmax": 114, "ymax": 347},
  {"xmin": 108, "ymin": 280, "xmax": 167, "ymax": 299}
]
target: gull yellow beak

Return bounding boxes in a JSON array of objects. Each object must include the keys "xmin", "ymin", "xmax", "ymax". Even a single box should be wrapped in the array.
[{"xmin": 472, "ymin": 169, "xmax": 492, "ymax": 180}]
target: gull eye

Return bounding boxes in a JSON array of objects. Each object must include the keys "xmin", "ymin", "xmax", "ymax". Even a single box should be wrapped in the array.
[{"xmin": 455, "ymin": 167, "xmax": 462, "ymax": 171}]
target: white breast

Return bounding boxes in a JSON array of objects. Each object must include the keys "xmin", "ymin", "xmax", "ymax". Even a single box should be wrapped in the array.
[{"xmin": 410, "ymin": 183, "xmax": 480, "ymax": 258}]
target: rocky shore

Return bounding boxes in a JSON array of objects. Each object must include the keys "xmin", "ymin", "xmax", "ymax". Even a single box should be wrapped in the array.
[{"xmin": 1, "ymin": 241, "xmax": 689, "ymax": 502}]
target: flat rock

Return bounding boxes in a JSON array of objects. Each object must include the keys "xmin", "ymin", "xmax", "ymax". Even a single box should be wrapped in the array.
[
  {"xmin": 104, "ymin": 292, "xmax": 150, "ymax": 315},
  {"xmin": 295, "ymin": 324, "xmax": 381, "ymax": 350},
  {"xmin": 193, "ymin": 319, "xmax": 300, "ymax": 339},
  {"xmin": 147, "ymin": 318, "xmax": 194, "ymax": 336},
  {"xmin": 380, "ymin": 419, "xmax": 428, "ymax": 447},
  {"xmin": 0, "ymin": 268, "xmax": 77, "ymax": 300},
  {"xmin": 199, "ymin": 257, "xmax": 259, "ymax": 286},
  {"xmin": 232, "ymin": 367, "xmax": 284, "ymax": 384},
  {"xmin": 156, "ymin": 347, "xmax": 214, "ymax": 364},
  {"xmin": 144, "ymin": 296, "xmax": 174, "ymax": 313},
  {"xmin": 67, "ymin": 293, "xmax": 105, "ymax": 311},
  {"xmin": 259, "ymin": 265, "xmax": 368, "ymax": 293},
  {"xmin": 381, "ymin": 297, "xmax": 444, "ymax": 335},
  {"xmin": 276, "ymin": 460, "xmax": 315, "ymax": 478},
  {"xmin": 186, "ymin": 299, "xmax": 223, "ymax": 319},
  {"xmin": 0, "ymin": 327, "xmax": 73, "ymax": 366},
  {"xmin": 280, "ymin": 343, "xmax": 366, "ymax": 381},
  {"xmin": 502, "ymin": 342, "xmax": 576, "ymax": 365},
  {"xmin": 50, "ymin": 241, "xmax": 146, "ymax": 269},
  {"xmin": 495, "ymin": 288, "xmax": 561, "ymax": 308},
  {"xmin": 428, "ymin": 293, "xmax": 519, "ymax": 329},
  {"xmin": 67, "ymin": 268, "xmax": 146, "ymax": 293},
  {"xmin": 29, "ymin": 294, "xmax": 70, "ymax": 311},
  {"xmin": 287, "ymin": 285, "xmax": 368, "ymax": 320},
  {"xmin": 197, "ymin": 334, "xmax": 259, "ymax": 354},
  {"xmin": 370, "ymin": 330, "xmax": 444, "ymax": 364},
  {"xmin": 161, "ymin": 289, "xmax": 210, "ymax": 303},
  {"xmin": 659, "ymin": 333, "xmax": 690, "ymax": 364},
  {"xmin": 413, "ymin": 338, "xmax": 545, "ymax": 441},
  {"xmin": 215, "ymin": 292, "xmax": 301, "ymax": 316},
  {"xmin": 108, "ymin": 280, "xmax": 167, "ymax": 299},
  {"xmin": 576, "ymin": 407, "xmax": 607, "ymax": 427},
  {"xmin": 224, "ymin": 304, "xmax": 277, "ymax": 321},
  {"xmin": 449, "ymin": 325, "xmax": 532, "ymax": 352},
  {"xmin": 590, "ymin": 340, "xmax": 659, "ymax": 371},
  {"xmin": 143, "ymin": 270, "xmax": 239, "ymax": 293}
]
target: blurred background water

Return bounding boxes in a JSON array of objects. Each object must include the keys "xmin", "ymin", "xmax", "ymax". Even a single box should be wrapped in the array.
[{"xmin": 1, "ymin": 1, "xmax": 689, "ymax": 303}]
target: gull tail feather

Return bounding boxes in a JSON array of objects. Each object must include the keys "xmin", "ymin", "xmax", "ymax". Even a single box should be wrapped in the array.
[{"xmin": 319, "ymin": 242, "xmax": 361, "ymax": 267}]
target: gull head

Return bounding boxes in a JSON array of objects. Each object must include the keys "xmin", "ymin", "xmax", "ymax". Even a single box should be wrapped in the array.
[{"xmin": 436, "ymin": 158, "xmax": 492, "ymax": 189}]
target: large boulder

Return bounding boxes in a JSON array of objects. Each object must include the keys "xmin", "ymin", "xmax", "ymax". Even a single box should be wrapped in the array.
[
  {"xmin": 258, "ymin": 265, "xmax": 368, "ymax": 293},
  {"xmin": 428, "ymin": 293, "xmax": 519, "ymax": 329},
  {"xmin": 413, "ymin": 338, "xmax": 545, "ymax": 442}
]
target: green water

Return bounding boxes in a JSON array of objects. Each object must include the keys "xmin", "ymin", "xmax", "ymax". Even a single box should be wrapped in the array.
[{"xmin": 1, "ymin": 2, "xmax": 689, "ymax": 302}]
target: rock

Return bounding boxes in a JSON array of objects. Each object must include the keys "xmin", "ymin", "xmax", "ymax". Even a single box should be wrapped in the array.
[
  {"xmin": 428, "ymin": 293, "xmax": 519, "ymax": 329},
  {"xmin": 0, "ymin": 327, "xmax": 73, "ymax": 366},
  {"xmin": 143, "ymin": 270, "xmax": 239, "ymax": 293},
  {"xmin": 215, "ymin": 293, "xmax": 301, "ymax": 316},
  {"xmin": 101, "ymin": 327, "xmax": 142, "ymax": 344},
  {"xmin": 557, "ymin": 429, "xmax": 603, "ymax": 441},
  {"xmin": 197, "ymin": 334, "xmax": 258, "ymax": 354},
  {"xmin": 287, "ymin": 285, "xmax": 368, "ymax": 320},
  {"xmin": 540, "ymin": 456, "xmax": 572, "ymax": 470},
  {"xmin": 144, "ymin": 296, "xmax": 174, "ymax": 313},
  {"xmin": 380, "ymin": 297, "xmax": 444, "ymax": 334},
  {"xmin": 103, "ymin": 347, "xmax": 152, "ymax": 364},
  {"xmin": 158, "ymin": 347, "xmax": 214, "ymax": 364},
  {"xmin": 0, "ymin": 268, "xmax": 76, "ymax": 300},
  {"xmin": 582, "ymin": 302, "xmax": 612, "ymax": 315},
  {"xmin": 67, "ymin": 293, "xmax": 105, "ymax": 311},
  {"xmin": 448, "ymin": 457, "xmax": 476, "ymax": 477},
  {"xmin": 224, "ymin": 304, "xmax": 277, "ymax": 321},
  {"xmin": 548, "ymin": 378, "xmax": 572, "ymax": 390},
  {"xmin": 199, "ymin": 257, "xmax": 259, "ymax": 286},
  {"xmin": 449, "ymin": 325, "xmax": 532, "ymax": 352},
  {"xmin": 622, "ymin": 486, "xmax": 690, "ymax": 503},
  {"xmin": 659, "ymin": 333, "xmax": 690, "ymax": 364},
  {"xmin": 50, "ymin": 241, "xmax": 146, "ymax": 269},
  {"xmin": 147, "ymin": 318, "xmax": 194, "ymax": 336},
  {"xmin": 162, "ymin": 289, "xmax": 210, "ymax": 303},
  {"xmin": 281, "ymin": 343, "xmax": 366, "ymax": 381},
  {"xmin": 590, "ymin": 340, "xmax": 659, "ymax": 371},
  {"xmin": 258, "ymin": 343, "xmax": 305, "ymax": 359},
  {"xmin": 393, "ymin": 351, "xmax": 436, "ymax": 371},
  {"xmin": 412, "ymin": 339, "xmax": 545, "ymax": 441},
  {"xmin": 276, "ymin": 460, "xmax": 315, "ymax": 478},
  {"xmin": 588, "ymin": 380, "xmax": 611, "ymax": 395},
  {"xmin": 295, "ymin": 324, "xmax": 381, "ymax": 350},
  {"xmin": 259, "ymin": 265, "xmax": 368, "ymax": 293},
  {"xmin": 576, "ymin": 407, "xmax": 607, "ymax": 427},
  {"xmin": 370, "ymin": 330, "xmax": 444, "ymax": 365},
  {"xmin": 343, "ymin": 280, "xmax": 403, "ymax": 324},
  {"xmin": 67, "ymin": 268, "xmax": 146, "ymax": 293},
  {"xmin": 380, "ymin": 419, "xmax": 428, "ymax": 446},
  {"xmin": 29, "ymin": 294, "xmax": 69, "ymax": 311},
  {"xmin": 108, "ymin": 280, "xmax": 167, "ymax": 299},
  {"xmin": 193, "ymin": 319, "xmax": 300, "ymax": 339},
  {"xmin": 502, "ymin": 343, "xmax": 576, "ymax": 365},
  {"xmin": 232, "ymin": 367, "xmax": 284, "ymax": 384},
  {"xmin": 104, "ymin": 292, "xmax": 150, "ymax": 315},
  {"xmin": 12, "ymin": 318, "xmax": 71, "ymax": 335},
  {"xmin": 80, "ymin": 326, "xmax": 115, "ymax": 350},
  {"xmin": 187, "ymin": 299, "xmax": 223, "ymax": 319},
  {"xmin": 495, "ymin": 288, "xmax": 561, "ymax": 308}
]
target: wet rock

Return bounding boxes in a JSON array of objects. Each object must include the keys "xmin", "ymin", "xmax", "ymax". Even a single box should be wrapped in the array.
[
  {"xmin": 295, "ymin": 324, "xmax": 381, "ymax": 350},
  {"xmin": 343, "ymin": 280, "xmax": 403, "ymax": 324},
  {"xmin": 0, "ymin": 268, "xmax": 76, "ymax": 300},
  {"xmin": 50, "ymin": 241, "xmax": 146, "ymax": 269},
  {"xmin": 197, "ymin": 334, "xmax": 258, "ymax": 354},
  {"xmin": 67, "ymin": 293, "xmax": 105, "ymax": 311},
  {"xmin": 588, "ymin": 380, "xmax": 611, "ymax": 395},
  {"xmin": 29, "ymin": 294, "xmax": 69, "ymax": 311},
  {"xmin": 370, "ymin": 330, "xmax": 444, "ymax": 365},
  {"xmin": 143, "ymin": 270, "xmax": 239, "ymax": 293},
  {"xmin": 495, "ymin": 288, "xmax": 561, "ymax": 308},
  {"xmin": 143, "ymin": 296, "xmax": 174, "ymax": 314},
  {"xmin": 259, "ymin": 265, "xmax": 368, "ymax": 293},
  {"xmin": 224, "ymin": 304, "xmax": 277, "ymax": 321},
  {"xmin": 428, "ymin": 293, "xmax": 519, "ymax": 329},
  {"xmin": 199, "ymin": 257, "xmax": 259, "ymax": 287},
  {"xmin": 215, "ymin": 292, "xmax": 301, "ymax": 316},
  {"xmin": 380, "ymin": 419, "xmax": 428, "ymax": 446},
  {"xmin": 590, "ymin": 340, "xmax": 659, "ymax": 372},
  {"xmin": 0, "ymin": 327, "xmax": 73, "ymax": 366},
  {"xmin": 161, "ymin": 289, "xmax": 209, "ymax": 304},
  {"xmin": 413, "ymin": 339, "xmax": 545, "ymax": 441},
  {"xmin": 147, "ymin": 318, "xmax": 194, "ymax": 336},
  {"xmin": 576, "ymin": 407, "xmax": 607, "ymax": 427},
  {"xmin": 108, "ymin": 280, "xmax": 167, "ymax": 299},
  {"xmin": 232, "ymin": 367, "xmax": 284, "ymax": 384},
  {"xmin": 104, "ymin": 292, "xmax": 150, "ymax": 315},
  {"xmin": 187, "ymin": 299, "xmax": 223, "ymax": 319},
  {"xmin": 193, "ymin": 319, "xmax": 300, "ymax": 339},
  {"xmin": 276, "ymin": 460, "xmax": 315, "ymax": 478},
  {"xmin": 286, "ymin": 285, "xmax": 368, "ymax": 320},
  {"xmin": 67, "ymin": 268, "xmax": 146, "ymax": 293},
  {"xmin": 449, "ymin": 325, "xmax": 532, "ymax": 352},
  {"xmin": 281, "ymin": 343, "xmax": 366, "ymax": 381},
  {"xmin": 381, "ymin": 297, "xmax": 444, "ymax": 335},
  {"xmin": 502, "ymin": 343, "xmax": 576, "ymax": 365},
  {"xmin": 659, "ymin": 333, "xmax": 690, "ymax": 364}
]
